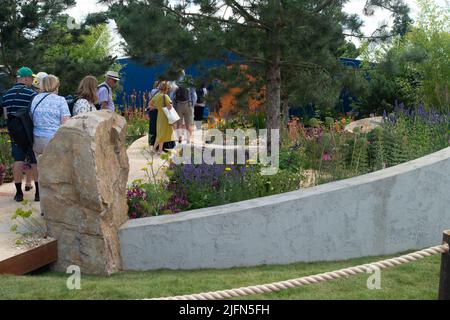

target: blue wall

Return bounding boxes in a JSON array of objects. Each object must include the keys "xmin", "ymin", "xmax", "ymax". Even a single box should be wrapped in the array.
[
  {"xmin": 116, "ymin": 56, "xmax": 363, "ymax": 116},
  {"xmin": 115, "ymin": 56, "xmax": 238, "ymax": 109}
]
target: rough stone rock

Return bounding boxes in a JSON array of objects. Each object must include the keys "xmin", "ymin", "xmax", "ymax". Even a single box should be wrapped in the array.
[
  {"xmin": 39, "ymin": 110, "xmax": 129, "ymax": 275},
  {"xmin": 345, "ymin": 116, "xmax": 383, "ymax": 134}
]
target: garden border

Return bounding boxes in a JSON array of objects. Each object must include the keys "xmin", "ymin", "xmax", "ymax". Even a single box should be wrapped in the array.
[{"xmin": 119, "ymin": 146, "xmax": 450, "ymax": 270}]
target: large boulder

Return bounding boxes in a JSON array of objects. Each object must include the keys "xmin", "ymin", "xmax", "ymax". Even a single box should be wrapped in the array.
[{"xmin": 39, "ymin": 110, "xmax": 129, "ymax": 275}]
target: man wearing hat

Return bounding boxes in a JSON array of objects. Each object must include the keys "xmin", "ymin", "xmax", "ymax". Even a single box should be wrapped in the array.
[
  {"xmin": 0, "ymin": 67, "xmax": 39, "ymax": 202},
  {"xmin": 32, "ymin": 72, "xmax": 48, "ymax": 92},
  {"xmin": 97, "ymin": 71, "xmax": 120, "ymax": 112}
]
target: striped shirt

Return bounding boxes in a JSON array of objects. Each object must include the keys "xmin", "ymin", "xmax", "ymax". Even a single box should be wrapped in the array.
[{"xmin": 1, "ymin": 83, "xmax": 37, "ymax": 116}]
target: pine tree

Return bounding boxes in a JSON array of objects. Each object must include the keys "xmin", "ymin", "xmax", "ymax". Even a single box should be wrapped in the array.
[
  {"xmin": 0, "ymin": 1, "xmax": 115, "ymax": 94},
  {"xmin": 103, "ymin": 0, "xmax": 411, "ymax": 131},
  {"xmin": 0, "ymin": 0, "xmax": 75, "ymax": 80}
]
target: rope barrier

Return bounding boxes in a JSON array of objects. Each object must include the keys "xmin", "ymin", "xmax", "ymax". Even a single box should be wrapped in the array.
[{"xmin": 146, "ymin": 243, "xmax": 449, "ymax": 300}]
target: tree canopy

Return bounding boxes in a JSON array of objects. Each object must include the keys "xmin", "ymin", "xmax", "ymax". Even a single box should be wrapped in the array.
[
  {"xmin": 103, "ymin": 0, "xmax": 411, "ymax": 130},
  {"xmin": 0, "ymin": 0, "xmax": 115, "ymax": 95},
  {"xmin": 357, "ymin": 0, "xmax": 450, "ymax": 115}
]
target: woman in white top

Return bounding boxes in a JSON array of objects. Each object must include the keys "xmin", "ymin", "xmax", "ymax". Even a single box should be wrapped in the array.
[
  {"xmin": 31, "ymin": 75, "xmax": 71, "ymax": 158},
  {"xmin": 73, "ymin": 76, "xmax": 98, "ymax": 116}
]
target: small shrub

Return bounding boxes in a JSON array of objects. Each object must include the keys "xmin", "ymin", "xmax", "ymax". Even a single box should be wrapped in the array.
[{"xmin": 10, "ymin": 200, "xmax": 48, "ymax": 245}]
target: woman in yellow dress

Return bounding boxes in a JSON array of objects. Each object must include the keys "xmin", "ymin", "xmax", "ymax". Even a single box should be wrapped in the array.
[{"xmin": 150, "ymin": 81, "xmax": 175, "ymax": 153}]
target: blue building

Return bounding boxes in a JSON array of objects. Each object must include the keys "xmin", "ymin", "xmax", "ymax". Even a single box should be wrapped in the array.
[
  {"xmin": 115, "ymin": 56, "xmax": 363, "ymax": 116},
  {"xmin": 115, "ymin": 56, "xmax": 235, "ymax": 109}
]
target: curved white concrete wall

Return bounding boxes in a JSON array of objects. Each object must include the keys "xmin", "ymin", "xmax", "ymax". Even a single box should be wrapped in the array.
[{"xmin": 119, "ymin": 147, "xmax": 450, "ymax": 270}]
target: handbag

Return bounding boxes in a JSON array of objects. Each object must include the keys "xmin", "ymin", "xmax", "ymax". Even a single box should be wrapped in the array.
[{"xmin": 162, "ymin": 94, "xmax": 180, "ymax": 125}]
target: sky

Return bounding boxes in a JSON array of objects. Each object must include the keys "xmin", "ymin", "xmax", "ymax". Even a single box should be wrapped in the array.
[{"xmin": 65, "ymin": 0, "xmax": 445, "ymax": 57}]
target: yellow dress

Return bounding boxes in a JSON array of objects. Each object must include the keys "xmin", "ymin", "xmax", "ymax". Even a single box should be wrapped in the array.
[{"xmin": 151, "ymin": 93, "xmax": 174, "ymax": 144}]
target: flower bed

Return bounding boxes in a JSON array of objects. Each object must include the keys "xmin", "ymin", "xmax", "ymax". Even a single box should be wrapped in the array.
[
  {"xmin": 126, "ymin": 104, "xmax": 449, "ymax": 219},
  {"xmin": 0, "ymin": 130, "xmax": 14, "ymax": 185},
  {"xmin": 123, "ymin": 106, "xmax": 148, "ymax": 147}
]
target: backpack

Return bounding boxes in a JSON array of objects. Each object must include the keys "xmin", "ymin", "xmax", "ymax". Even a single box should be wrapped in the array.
[
  {"xmin": 7, "ymin": 93, "xmax": 50, "ymax": 150},
  {"xmin": 65, "ymin": 95, "xmax": 78, "ymax": 116},
  {"xmin": 95, "ymin": 84, "xmax": 111, "ymax": 110},
  {"xmin": 196, "ymin": 88, "xmax": 205, "ymax": 105},
  {"xmin": 175, "ymin": 86, "xmax": 190, "ymax": 102}
]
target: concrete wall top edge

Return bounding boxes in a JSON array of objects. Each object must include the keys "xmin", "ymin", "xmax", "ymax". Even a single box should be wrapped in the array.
[{"xmin": 121, "ymin": 146, "xmax": 450, "ymax": 229}]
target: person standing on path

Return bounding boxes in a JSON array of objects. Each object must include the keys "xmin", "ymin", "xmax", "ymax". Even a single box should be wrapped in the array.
[
  {"xmin": 194, "ymin": 82, "xmax": 208, "ymax": 129},
  {"xmin": 31, "ymin": 75, "xmax": 71, "ymax": 159},
  {"xmin": 0, "ymin": 67, "xmax": 38, "ymax": 202},
  {"xmin": 72, "ymin": 76, "xmax": 98, "ymax": 116},
  {"xmin": 147, "ymin": 80, "xmax": 161, "ymax": 146},
  {"xmin": 173, "ymin": 79, "xmax": 196, "ymax": 143},
  {"xmin": 22, "ymin": 71, "xmax": 48, "ymax": 192},
  {"xmin": 150, "ymin": 81, "xmax": 175, "ymax": 154},
  {"xmin": 97, "ymin": 71, "xmax": 120, "ymax": 112}
]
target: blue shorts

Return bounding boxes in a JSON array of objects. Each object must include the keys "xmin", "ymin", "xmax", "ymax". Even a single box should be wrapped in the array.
[{"xmin": 11, "ymin": 143, "xmax": 37, "ymax": 164}]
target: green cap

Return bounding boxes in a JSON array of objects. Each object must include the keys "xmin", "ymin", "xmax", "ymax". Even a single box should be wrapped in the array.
[{"xmin": 17, "ymin": 67, "xmax": 34, "ymax": 78}]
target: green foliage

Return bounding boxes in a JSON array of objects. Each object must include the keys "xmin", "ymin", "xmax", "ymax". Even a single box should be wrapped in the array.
[
  {"xmin": 0, "ymin": 0, "xmax": 76, "ymax": 81},
  {"xmin": 0, "ymin": 132, "xmax": 13, "ymax": 167},
  {"xmin": 367, "ymin": 127, "xmax": 386, "ymax": 171},
  {"xmin": 308, "ymin": 118, "xmax": 320, "ymax": 128},
  {"xmin": 169, "ymin": 163, "xmax": 301, "ymax": 211},
  {"xmin": 0, "ymin": 1, "xmax": 115, "ymax": 95},
  {"xmin": 0, "ymin": 132, "xmax": 13, "ymax": 184},
  {"xmin": 39, "ymin": 23, "xmax": 117, "ymax": 95},
  {"xmin": 279, "ymin": 143, "xmax": 303, "ymax": 173},
  {"xmin": 126, "ymin": 149, "xmax": 175, "ymax": 218},
  {"xmin": 127, "ymin": 180, "xmax": 172, "ymax": 218},
  {"xmin": 10, "ymin": 200, "xmax": 47, "ymax": 242},
  {"xmin": 123, "ymin": 107, "xmax": 149, "ymax": 146},
  {"xmin": 285, "ymin": 109, "xmax": 448, "ymax": 187},
  {"xmin": 403, "ymin": 0, "xmax": 450, "ymax": 111},
  {"xmin": 356, "ymin": 0, "xmax": 450, "ymax": 116},
  {"xmin": 125, "ymin": 117, "xmax": 147, "ymax": 147},
  {"xmin": 218, "ymin": 112, "xmax": 266, "ymax": 130},
  {"xmin": 126, "ymin": 118, "xmax": 147, "ymax": 137}
]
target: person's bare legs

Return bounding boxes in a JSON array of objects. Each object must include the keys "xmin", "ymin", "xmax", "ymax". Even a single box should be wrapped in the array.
[
  {"xmin": 31, "ymin": 163, "xmax": 39, "ymax": 201},
  {"xmin": 13, "ymin": 161, "xmax": 24, "ymax": 183},
  {"xmin": 153, "ymin": 141, "xmax": 163, "ymax": 154},
  {"xmin": 175, "ymin": 121, "xmax": 185, "ymax": 143},
  {"xmin": 13, "ymin": 161, "xmax": 24, "ymax": 201},
  {"xmin": 25, "ymin": 166, "xmax": 33, "ymax": 191},
  {"xmin": 187, "ymin": 125, "xmax": 193, "ymax": 143},
  {"xmin": 31, "ymin": 163, "xmax": 38, "ymax": 181},
  {"xmin": 154, "ymin": 142, "xmax": 164, "ymax": 154}
]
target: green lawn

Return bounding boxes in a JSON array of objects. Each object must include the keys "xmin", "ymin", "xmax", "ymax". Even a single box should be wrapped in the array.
[{"xmin": 0, "ymin": 252, "xmax": 442, "ymax": 300}]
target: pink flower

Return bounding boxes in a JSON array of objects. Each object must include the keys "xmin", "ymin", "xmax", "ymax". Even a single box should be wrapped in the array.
[{"xmin": 322, "ymin": 153, "xmax": 331, "ymax": 161}]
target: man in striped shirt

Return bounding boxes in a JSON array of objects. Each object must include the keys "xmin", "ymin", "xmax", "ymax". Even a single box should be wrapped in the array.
[{"xmin": 1, "ymin": 67, "xmax": 39, "ymax": 202}]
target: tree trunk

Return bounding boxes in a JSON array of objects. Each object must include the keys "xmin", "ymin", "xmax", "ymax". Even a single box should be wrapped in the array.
[
  {"xmin": 265, "ymin": 5, "xmax": 282, "ymax": 134},
  {"xmin": 266, "ymin": 62, "xmax": 281, "ymax": 132}
]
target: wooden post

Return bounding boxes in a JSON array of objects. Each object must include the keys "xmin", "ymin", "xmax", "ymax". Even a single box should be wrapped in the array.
[{"xmin": 438, "ymin": 230, "xmax": 450, "ymax": 300}]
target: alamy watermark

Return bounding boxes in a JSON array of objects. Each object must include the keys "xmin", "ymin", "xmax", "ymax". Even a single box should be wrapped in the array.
[
  {"xmin": 66, "ymin": 16, "xmax": 81, "ymax": 30},
  {"xmin": 171, "ymin": 128, "xmax": 279, "ymax": 175},
  {"xmin": 66, "ymin": 265, "xmax": 81, "ymax": 290},
  {"xmin": 366, "ymin": 266, "xmax": 381, "ymax": 290}
]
